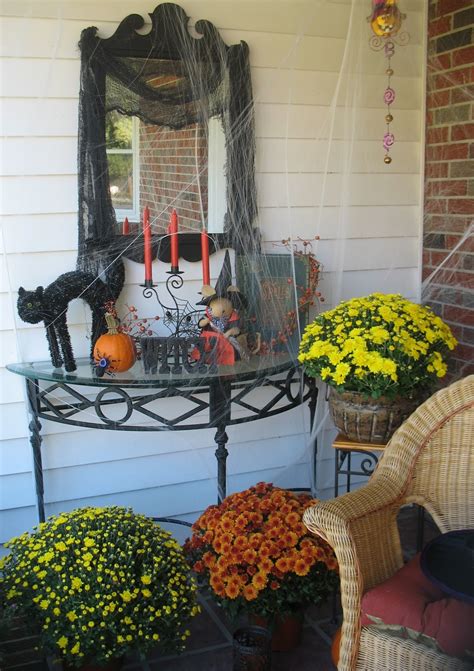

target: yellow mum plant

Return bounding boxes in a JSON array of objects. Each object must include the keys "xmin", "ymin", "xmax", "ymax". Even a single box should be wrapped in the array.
[
  {"xmin": 299, "ymin": 293, "xmax": 457, "ymax": 398},
  {"xmin": 184, "ymin": 483, "xmax": 338, "ymax": 621},
  {"xmin": 0, "ymin": 507, "xmax": 199, "ymax": 667}
]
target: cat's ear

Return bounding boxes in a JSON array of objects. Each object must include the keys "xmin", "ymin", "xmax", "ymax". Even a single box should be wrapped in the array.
[
  {"xmin": 18, "ymin": 287, "xmax": 26, "ymax": 297},
  {"xmin": 36, "ymin": 286, "xmax": 44, "ymax": 298}
]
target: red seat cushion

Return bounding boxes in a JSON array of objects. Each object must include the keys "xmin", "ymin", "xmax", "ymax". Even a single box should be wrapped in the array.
[{"xmin": 361, "ymin": 554, "xmax": 474, "ymax": 659}]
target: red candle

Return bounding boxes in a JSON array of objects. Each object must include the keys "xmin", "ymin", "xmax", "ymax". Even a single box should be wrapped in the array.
[
  {"xmin": 122, "ymin": 217, "xmax": 130, "ymax": 235},
  {"xmin": 201, "ymin": 229, "xmax": 210, "ymax": 285},
  {"xmin": 169, "ymin": 209, "xmax": 179, "ymax": 270},
  {"xmin": 143, "ymin": 206, "xmax": 153, "ymax": 283}
]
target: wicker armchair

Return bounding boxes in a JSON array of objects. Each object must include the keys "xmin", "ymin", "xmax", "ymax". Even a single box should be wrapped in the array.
[{"xmin": 303, "ymin": 375, "xmax": 474, "ymax": 671}]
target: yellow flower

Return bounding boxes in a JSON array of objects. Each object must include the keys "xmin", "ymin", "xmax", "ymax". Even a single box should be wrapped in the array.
[
  {"xmin": 57, "ymin": 636, "xmax": 68, "ymax": 649},
  {"xmin": 333, "ymin": 362, "xmax": 350, "ymax": 385},
  {"xmin": 141, "ymin": 575, "xmax": 152, "ymax": 584}
]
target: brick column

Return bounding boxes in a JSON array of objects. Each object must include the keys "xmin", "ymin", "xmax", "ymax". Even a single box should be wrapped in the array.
[{"xmin": 423, "ymin": 0, "xmax": 474, "ymax": 378}]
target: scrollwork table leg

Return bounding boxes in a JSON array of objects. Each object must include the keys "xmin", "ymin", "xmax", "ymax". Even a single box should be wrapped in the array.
[
  {"xmin": 214, "ymin": 426, "xmax": 229, "ymax": 504},
  {"xmin": 209, "ymin": 378, "xmax": 232, "ymax": 504},
  {"xmin": 26, "ymin": 379, "xmax": 46, "ymax": 523}
]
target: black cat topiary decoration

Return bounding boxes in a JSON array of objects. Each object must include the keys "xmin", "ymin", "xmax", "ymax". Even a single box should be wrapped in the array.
[{"xmin": 17, "ymin": 266, "xmax": 123, "ymax": 372}]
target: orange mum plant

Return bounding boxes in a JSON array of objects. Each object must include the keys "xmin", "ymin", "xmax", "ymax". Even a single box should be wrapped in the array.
[{"xmin": 184, "ymin": 483, "xmax": 338, "ymax": 620}]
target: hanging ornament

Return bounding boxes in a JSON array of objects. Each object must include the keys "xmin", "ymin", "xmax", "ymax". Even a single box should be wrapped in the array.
[{"xmin": 368, "ymin": 1, "xmax": 408, "ymax": 164}]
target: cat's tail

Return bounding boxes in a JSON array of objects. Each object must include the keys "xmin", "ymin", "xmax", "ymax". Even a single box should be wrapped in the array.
[
  {"xmin": 104, "ymin": 257, "xmax": 125, "ymax": 302},
  {"xmin": 77, "ymin": 248, "xmax": 125, "ymax": 303}
]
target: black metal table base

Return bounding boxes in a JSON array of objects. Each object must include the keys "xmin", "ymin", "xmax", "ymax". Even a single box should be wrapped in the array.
[{"xmin": 23, "ymin": 366, "xmax": 317, "ymax": 523}]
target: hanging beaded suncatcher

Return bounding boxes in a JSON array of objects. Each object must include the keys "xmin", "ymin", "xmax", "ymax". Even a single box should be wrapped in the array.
[{"xmin": 368, "ymin": 0, "xmax": 409, "ymax": 164}]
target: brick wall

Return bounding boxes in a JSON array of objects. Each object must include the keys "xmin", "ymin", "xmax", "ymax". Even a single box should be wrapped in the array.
[
  {"xmin": 423, "ymin": 0, "xmax": 474, "ymax": 378},
  {"xmin": 139, "ymin": 122, "xmax": 208, "ymax": 232}
]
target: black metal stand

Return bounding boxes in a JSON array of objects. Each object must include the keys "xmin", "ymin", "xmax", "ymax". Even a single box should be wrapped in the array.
[
  {"xmin": 334, "ymin": 448, "xmax": 380, "ymax": 498},
  {"xmin": 20, "ymin": 363, "xmax": 317, "ymax": 522}
]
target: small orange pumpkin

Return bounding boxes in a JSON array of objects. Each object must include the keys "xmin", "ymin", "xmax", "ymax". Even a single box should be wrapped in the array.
[{"xmin": 93, "ymin": 313, "xmax": 136, "ymax": 373}]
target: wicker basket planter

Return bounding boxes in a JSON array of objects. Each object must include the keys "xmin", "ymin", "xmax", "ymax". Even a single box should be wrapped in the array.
[{"xmin": 328, "ymin": 388, "xmax": 421, "ymax": 443}]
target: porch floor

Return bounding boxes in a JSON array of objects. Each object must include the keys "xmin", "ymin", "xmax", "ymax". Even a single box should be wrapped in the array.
[{"xmin": 1, "ymin": 506, "xmax": 438, "ymax": 671}]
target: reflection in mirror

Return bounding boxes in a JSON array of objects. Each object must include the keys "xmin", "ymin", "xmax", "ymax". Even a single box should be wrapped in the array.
[{"xmin": 106, "ymin": 109, "xmax": 225, "ymax": 234}]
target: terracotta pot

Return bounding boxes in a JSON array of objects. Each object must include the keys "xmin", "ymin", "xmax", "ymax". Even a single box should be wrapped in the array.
[
  {"xmin": 63, "ymin": 659, "xmax": 123, "ymax": 671},
  {"xmin": 328, "ymin": 387, "xmax": 422, "ymax": 444},
  {"xmin": 252, "ymin": 611, "xmax": 304, "ymax": 652},
  {"xmin": 331, "ymin": 626, "xmax": 342, "ymax": 666}
]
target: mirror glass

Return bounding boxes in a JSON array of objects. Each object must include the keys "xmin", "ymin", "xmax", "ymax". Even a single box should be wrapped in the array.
[{"xmin": 106, "ymin": 110, "xmax": 227, "ymax": 234}]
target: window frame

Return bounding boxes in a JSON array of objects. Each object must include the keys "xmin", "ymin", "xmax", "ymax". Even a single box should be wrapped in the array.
[{"xmin": 106, "ymin": 115, "xmax": 141, "ymax": 223}]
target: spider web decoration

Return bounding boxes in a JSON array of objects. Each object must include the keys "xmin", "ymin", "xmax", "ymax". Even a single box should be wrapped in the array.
[{"xmin": 161, "ymin": 294, "xmax": 203, "ymax": 338}]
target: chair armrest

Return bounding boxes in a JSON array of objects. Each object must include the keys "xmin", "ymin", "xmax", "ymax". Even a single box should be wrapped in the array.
[{"xmin": 303, "ymin": 477, "xmax": 404, "ymax": 671}]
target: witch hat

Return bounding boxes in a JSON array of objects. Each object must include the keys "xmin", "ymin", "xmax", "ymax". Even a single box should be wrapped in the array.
[{"xmin": 214, "ymin": 250, "xmax": 232, "ymax": 297}]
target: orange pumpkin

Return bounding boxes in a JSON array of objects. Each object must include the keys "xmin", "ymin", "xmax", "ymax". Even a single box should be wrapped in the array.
[
  {"xmin": 93, "ymin": 313, "xmax": 136, "ymax": 373},
  {"xmin": 331, "ymin": 625, "xmax": 342, "ymax": 667}
]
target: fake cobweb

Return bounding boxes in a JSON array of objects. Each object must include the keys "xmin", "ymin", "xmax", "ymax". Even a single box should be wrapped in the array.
[{"xmin": 2, "ymin": 0, "xmax": 470, "ymax": 535}]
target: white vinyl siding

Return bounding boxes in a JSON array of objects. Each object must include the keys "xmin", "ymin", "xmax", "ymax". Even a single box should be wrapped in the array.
[{"xmin": 0, "ymin": 0, "xmax": 425, "ymax": 542}]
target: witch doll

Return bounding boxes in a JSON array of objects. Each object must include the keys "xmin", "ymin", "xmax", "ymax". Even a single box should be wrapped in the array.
[{"xmin": 193, "ymin": 250, "xmax": 248, "ymax": 366}]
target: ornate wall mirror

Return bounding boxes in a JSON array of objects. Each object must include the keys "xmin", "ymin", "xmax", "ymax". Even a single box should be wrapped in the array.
[{"xmin": 77, "ymin": 2, "xmax": 258, "ymax": 277}]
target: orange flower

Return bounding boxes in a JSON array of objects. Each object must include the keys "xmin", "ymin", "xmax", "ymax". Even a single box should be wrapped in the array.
[
  {"xmin": 249, "ymin": 533, "xmax": 264, "ymax": 549},
  {"xmin": 326, "ymin": 556, "xmax": 338, "ymax": 571},
  {"xmin": 270, "ymin": 580, "xmax": 280, "ymax": 590},
  {"xmin": 284, "ymin": 531, "xmax": 298, "ymax": 547},
  {"xmin": 258, "ymin": 543, "xmax": 272, "ymax": 558},
  {"xmin": 267, "ymin": 524, "xmax": 284, "ymax": 540},
  {"xmin": 210, "ymin": 574, "xmax": 225, "ymax": 593},
  {"xmin": 202, "ymin": 551, "xmax": 216, "ymax": 568},
  {"xmin": 293, "ymin": 522, "xmax": 307, "ymax": 537},
  {"xmin": 235, "ymin": 513, "xmax": 249, "ymax": 531},
  {"xmin": 252, "ymin": 571, "xmax": 268, "ymax": 591},
  {"xmin": 216, "ymin": 556, "xmax": 229, "ymax": 572},
  {"xmin": 220, "ymin": 514, "xmax": 234, "ymax": 532},
  {"xmin": 243, "ymin": 584, "xmax": 259, "ymax": 601},
  {"xmin": 314, "ymin": 546, "xmax": 325, "ymax": 561},
  {"xmin": 294, "ymin": 558, "xmax": 311, "ymax": 577},
  {"xmin": 285, "ymin": 511, "xmax": 300, "ymax": 526},
  {"xmin": 233, "ymin": 534, "xmax": 248, "ymax": 549},
  {"xmin": 220, "ymin": 532, "xmax": 233, "ymax": 545},
  {"xmin": 230, "ymin": 547, "xmax": 243, "ymax": 563},
  {"xmin": 225, "ymin": 578, "xmax": 241, "ymax": 599},
  {"xmin": 275, "ymin": 557, "xmax": 291, "ymax": 574},
  {"xmin": 193, "ymin": 560, "xmax": 204, "ymax": 573},
  {"xmin": 247, "ymin": 565, "xmax": 257, "ymax": 576},
  {"xmin": 243, "ymin": 548, "xmax": 257, "ymax": 565},
  {"xmin": 276, "ymin": 538, "xmax": 287, "ymax": 550},
  {"xmin": 258, "ymin": 557, "xmax": 273, "ymax": 573},
  {"xmin": 267, "ymin": 513, "xmax": 280, "ymax": 527},
  {"xmin": 248, "ymin": 511, "xmax": 263, "ymax": 526}
]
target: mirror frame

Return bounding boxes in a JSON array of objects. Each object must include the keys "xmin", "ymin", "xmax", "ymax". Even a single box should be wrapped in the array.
[{"xmin": 76, "ymin": 2, "xmax": 258, "ymax": 277}]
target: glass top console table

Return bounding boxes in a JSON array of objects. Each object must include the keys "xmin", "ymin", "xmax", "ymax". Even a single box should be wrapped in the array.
[{"xmin": 7, "ymin": 355, "xmax": 317, "ymax": 523}]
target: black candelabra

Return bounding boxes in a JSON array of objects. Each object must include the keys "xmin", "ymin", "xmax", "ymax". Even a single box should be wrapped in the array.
[{"xmin": 140, "ymin": 269, "xmax": 217, "ymax": 375}]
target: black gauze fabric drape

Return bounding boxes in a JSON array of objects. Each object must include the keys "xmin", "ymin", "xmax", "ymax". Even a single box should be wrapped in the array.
[{"xmin": 76, "ymin": 3, "xmax": 258, "ymax": 280}]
